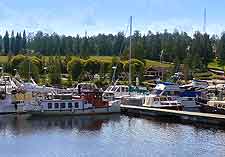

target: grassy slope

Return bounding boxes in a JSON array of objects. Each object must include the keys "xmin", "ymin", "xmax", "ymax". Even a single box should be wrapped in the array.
[
  {"xmin": 0, "ymin": 55, "xmax": 173, "ymax": 68},
  {"xmin": 208, "ymin": 59, "xmax": 224, "ymax": 70},
  {"xmin": 0, "ymin": 56, "xmax": 8, "ymax": 64}
]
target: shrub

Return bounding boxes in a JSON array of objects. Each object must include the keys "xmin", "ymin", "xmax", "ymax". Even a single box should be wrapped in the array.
[{"xmin": 67, "ymin": 58, "xmax": 84, "ymax": 81}]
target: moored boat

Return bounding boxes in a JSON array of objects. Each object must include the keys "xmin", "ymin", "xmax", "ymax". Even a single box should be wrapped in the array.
[
  {"xmin": 24, "ymin": 91, "xmax": 120, "ymax": 116},
  {"xmin": 143, "ymin": 96, "xmax": 183, "ymax": 110}
]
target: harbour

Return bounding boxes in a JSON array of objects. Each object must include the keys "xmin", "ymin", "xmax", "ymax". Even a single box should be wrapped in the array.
[
  {"xmin": 1, "ymin": 2, "xmax": 225, "ymax": 156},
  {"xmin": 1, "ymin": 114, "xmax": 225, "ymax": 157}
]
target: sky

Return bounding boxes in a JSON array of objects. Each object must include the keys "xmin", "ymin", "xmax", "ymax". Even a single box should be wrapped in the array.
[{"xmin": 0, "ymin": 0, "xmax": 225, "ymax": 36}]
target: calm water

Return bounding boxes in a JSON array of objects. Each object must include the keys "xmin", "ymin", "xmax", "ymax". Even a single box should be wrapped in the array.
[{"xmin": 0, "ymin": 114, "xmax": 225, "ymax": 157}]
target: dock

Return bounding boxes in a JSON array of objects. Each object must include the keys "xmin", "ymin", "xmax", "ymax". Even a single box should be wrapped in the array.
[{"xmin": 121, "ymin": 105, "xmax": 225, "ymax": 125}]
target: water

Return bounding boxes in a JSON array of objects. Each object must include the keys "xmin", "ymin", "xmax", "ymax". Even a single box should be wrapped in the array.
[{"xmin": 0, "ymin": 114, "xmax": 225, "ymax": 157}]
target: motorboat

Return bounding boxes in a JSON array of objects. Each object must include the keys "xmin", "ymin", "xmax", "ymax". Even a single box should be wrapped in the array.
[
  {"xmin": 143, "ymin": 96, "xmax": 183, "ymax": 110},
  {"xmin": 24, "ymin": 90, "xmax": 120, "ymax": 116},
  {"xmin": 151, "ymin": 82, "xmax": 201, "ymax": 111},
  {"xmin": 103, "ymin": 85, "xmax": 130, "ymax": 101}
]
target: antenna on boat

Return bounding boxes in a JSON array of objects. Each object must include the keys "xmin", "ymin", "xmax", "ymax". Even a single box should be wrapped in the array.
[
  {"xmin": 129, "ymin": 16, "xmax": 132, "ymax": 86},
  {"xmin": 29, "ymin": 60, "xmax": 31, "ymax": 81},
  {"xmin": 203, "ymin": 8, "xmax": 206, "ymax": 33}
]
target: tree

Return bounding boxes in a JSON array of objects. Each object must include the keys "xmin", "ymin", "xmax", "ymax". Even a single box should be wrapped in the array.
[
  {"xmin": 22, "ymin": 30, "xmax": 27, "ymax": 50},
  {"xmin": 0, "ymin": 35, "xmax": 3, "ymax": 53},
  {"xmin": 123, "ymin": 59, "xmax": 144, "ymax": 81},
  {"xmin": 80, "ymin": 36, "xmax": 90, "ymax": 59},
  {"xmin": 3, "ymin": 31, "xmax": 10, "ymax": 54},
  {"xmin": 48, "ymin": 57, "xmax": 62, "ymax": 85},
  {"xmin": 10, "ymin": 31, "xmax": 16, "ymax": 54},
  {"xmin": 84, "ymin": 59, "xmax": 101, "ymax": 75},
  {"xmin": 18, "ymin": 59, "xmax": 39, "ymax": 81},
  {"xmin": 218, "ymin": 32, "xmax": 225, "ymax": 63},
  {"xmin": 15, "ymin": 32, "xmax": 22, "ymax": 54},
  {"xmin": 10, "ymin": 54, "xmax": 26, "ymax": 69},
  {"xmin": 67, "ymin": 58, "xmax": 84, "ymax": 80}
]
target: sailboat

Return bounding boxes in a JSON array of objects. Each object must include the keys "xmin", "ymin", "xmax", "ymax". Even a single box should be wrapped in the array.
[{"xmin": 103, "ymin": 16, "xmax": 149, "ymax": 106}]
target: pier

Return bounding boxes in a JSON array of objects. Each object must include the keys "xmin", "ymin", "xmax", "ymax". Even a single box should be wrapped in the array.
[{"xmin": 121, "ymin": 105, "xmax": 225, "ymax": 125}]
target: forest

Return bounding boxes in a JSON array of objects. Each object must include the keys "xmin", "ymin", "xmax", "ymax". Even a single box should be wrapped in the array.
[
  {"xmin": 0, "ymin": 29, "xmax": 225, "ymax": 86},
  {"xmin": 0, "ymin": 29, "xmax": 224, "ymax": 70}
]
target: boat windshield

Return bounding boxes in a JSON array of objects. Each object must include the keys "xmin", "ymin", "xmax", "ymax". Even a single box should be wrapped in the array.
[
  {"xmin": 160, "ymin": 97, "xmax": 167, "ymax": 101},
  {"xmin": 151, "ymin": 89, "xmax": 162, "ymax": 95},
  {"xmin": 111, "ymin": 86, "xmax": 118, "ymax": 92}
]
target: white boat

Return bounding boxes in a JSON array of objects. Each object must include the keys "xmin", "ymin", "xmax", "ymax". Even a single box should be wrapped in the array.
[
  {"xmin": 143, "ymin": 96, "xmax": 182, "ymax": 110},
  {"xmin": 24, "ymin": 92, "xmax": 120, "ymax": 116},
  {"xmin": 102, "ymin": 85, "xmax": 130, "ymax": 101},
  {"xmin": 151, "ymin": 82, "xmax": 200, "ymax": 111}
]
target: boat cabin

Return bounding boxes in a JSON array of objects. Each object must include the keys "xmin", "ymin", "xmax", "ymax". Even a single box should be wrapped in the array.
[{"xmin": 103, "ymin": 85, "xmax": 129, "ymax": 101}]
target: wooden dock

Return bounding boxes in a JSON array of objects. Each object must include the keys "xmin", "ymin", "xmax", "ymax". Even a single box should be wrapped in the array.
[{"xmin": 121, "ymin": 105, "xmax": 225, "ymax": 125}]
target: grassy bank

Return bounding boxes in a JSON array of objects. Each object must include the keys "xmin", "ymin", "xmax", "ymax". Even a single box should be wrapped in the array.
[
  {"xmin": 208, "ymin": 59, "xmax": 224, "ymax": 71},
  {"xmin": 0, "ymin": 55, "xmax": 174, "ymax": 69}
]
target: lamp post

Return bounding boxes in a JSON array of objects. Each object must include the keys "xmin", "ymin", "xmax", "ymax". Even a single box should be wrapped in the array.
[
  {"xmin": 160, "ymin": 50, "xmax": 164, "ymax": 64},
  {"xmin": 112, "ymin": 66, "xmax": 117, "ymax": 85},
  {"xmin": 13, "ymin": 69, "xmax": 17, "ymax": 76},
  {"xmin": 0, "ymin": 66, "xmax": 3, "ymax": 77},
  {"xmin": 43, "ymin": 67, "xmax": 48, "ymax": 85}
]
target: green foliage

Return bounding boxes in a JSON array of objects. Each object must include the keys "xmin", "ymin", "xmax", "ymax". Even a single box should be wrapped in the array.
[
  {"xmin": 18, "ymin": 60, "xmax": 39, "ymax": 81},
  {"xmin": 10, "ymin": 54, "xmax": 26, "ymax": 68},
  {"xmin": 48, "ymin": 57, "xmax": 62, "ymax": 85},
  {"xmin": 67, "ymin": 58, "xmax": 84, "ymax": 80},
  {"xmin": 84, "ymin": 59, "xmax": 101, "ymax": 74},
  {"xmin": 123, "ymin": 59, "xmax": 145, "ymax": 80}
]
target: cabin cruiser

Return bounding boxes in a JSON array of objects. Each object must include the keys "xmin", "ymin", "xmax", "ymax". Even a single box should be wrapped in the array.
[
  {"xmin": 24, "ymin": 91, "xmax": 120, "ymax": 116},
  {"xmin": 103, "ymin": 85, "xmax": 130, "ymax": 101},
  {"xmin": 16, "ymin": 78, "xmax": 54, "ymax": 94},
  {"xmin": 103, "ymin": 85, "xmax": 149, "ymax": 108},
  {"xmin": 143, "ymin": 96, "xmax": 182, "ymax": 110},
  {"xmin": 196, "ymin": 85, "xmax": 225, "ymax": 114},
  {"xmin": 151, "ymin": 82, "xmax": 201, "ymax": 111}
]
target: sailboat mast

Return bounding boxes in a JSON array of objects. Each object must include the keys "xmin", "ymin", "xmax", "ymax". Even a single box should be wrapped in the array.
[{"xmin": 129, "ymin": 16, "xmax": 132, "ymax": 85}]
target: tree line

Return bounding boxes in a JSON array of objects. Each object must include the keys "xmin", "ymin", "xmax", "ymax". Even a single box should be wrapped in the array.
[
  {"xmin": 1, "ymin": 29, "xmax": 225, "ymax": 71},
  {"xmin": 5, "ymin": 55, "xmax": 144, "ymax": 86}
]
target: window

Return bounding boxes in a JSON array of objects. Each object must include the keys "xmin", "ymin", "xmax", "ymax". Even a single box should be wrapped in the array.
[
  {"xmin": 48, "ymin": 103, "xmax": 52, "ymax": 109},
  {"xmin": 60, "ymin": 103, "xmax": 66, "ymax": 109},
  {"xmin": 111, "ymin": 86, "xmax": 117, "ymax": 91},
  {"xmin": 121, "ymin": 87, "xmax": 125, "ymax": 92},
  {"xmin": 68, "ymin": 102, "xmax": 72, "ymax": 108},
  {"xmin": 74, "ymin": 102, "xmax": 79, "ymax": 108},
  {"xmin": 54, "ymin": 103, "xmax": 59, "ymax": 109},
  {"xmin": 116, "ymin": 87, "xmax": 120, "ymax": 92}
]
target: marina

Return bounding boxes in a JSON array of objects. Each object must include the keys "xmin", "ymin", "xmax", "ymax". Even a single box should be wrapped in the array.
[
  {"xmin": 0, "ymin": 114, "xmax": 225, "ymax": 157},
  {"xmin": 1, "ymin": 2, "xmax": 225, "ymax": 156}
]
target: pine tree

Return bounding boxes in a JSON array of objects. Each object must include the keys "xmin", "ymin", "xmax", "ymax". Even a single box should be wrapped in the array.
[
  {"xmin": 22, "ymin": 30, "xmax": 27, "ymax": 50},
  {"xmin": 0, "ymin": 35, "xmax": 3, "ymax": 53},
  {"xmin": 15, "ymin": 32, "xmax": 22, "ymax": 53},
  {"xmin": 10, "ymin": 30, "xmax": 16, "ymax": 54},
  {"xmin": 3, "ymin": 31, "xmax": 10, "ymax": 54}
]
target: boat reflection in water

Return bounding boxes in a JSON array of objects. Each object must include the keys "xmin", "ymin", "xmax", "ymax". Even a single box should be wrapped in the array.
[{"xmin": 0, "ymin": 114, "xmax": 121, "ymax": 136}]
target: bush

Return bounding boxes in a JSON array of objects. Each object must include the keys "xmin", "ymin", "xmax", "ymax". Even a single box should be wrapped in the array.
[
  {"xmin": 67, "ymin": 58, "xmax": 84, "ymax": 81},
  {"xmin": 84, "ymin": 59, "xmax": 101, "ymax": 75},
  {"xmin": 18, "ymin": 60, "xmax": 40, "ymax": 82},
  {"xmin": 11, "ymin": 54, "xmax": 26, "ymax": 68},
  {"xmin": 123, "ymin": 59, "xmax": 145, "ymax": 80}
]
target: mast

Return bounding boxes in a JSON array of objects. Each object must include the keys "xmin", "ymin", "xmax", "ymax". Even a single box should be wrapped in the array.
[
  {"xmin": 29, "ymin": 60, "xmax": 31, "ymax": 80},
  {"xmin": 129, "ymin": 16, "xmax": 132, "ymax": 85},
  {"xmin": 203, "ymin": 8, "xmax": 206, "ymax": 33}
]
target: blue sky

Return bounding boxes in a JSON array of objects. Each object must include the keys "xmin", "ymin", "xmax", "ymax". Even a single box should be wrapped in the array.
[{"xmin": 0, "ymin": 0, "xmax": 225, "ymax": 36}]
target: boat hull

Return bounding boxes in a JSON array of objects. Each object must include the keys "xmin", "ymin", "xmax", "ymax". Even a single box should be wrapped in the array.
[
  {"xmin": 27, "ymin": 107, "xmax": 121, "ymax": 116},
  {"xmin": 151, "ymin": 106, "xmax": 183, "ymax": 111}
]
